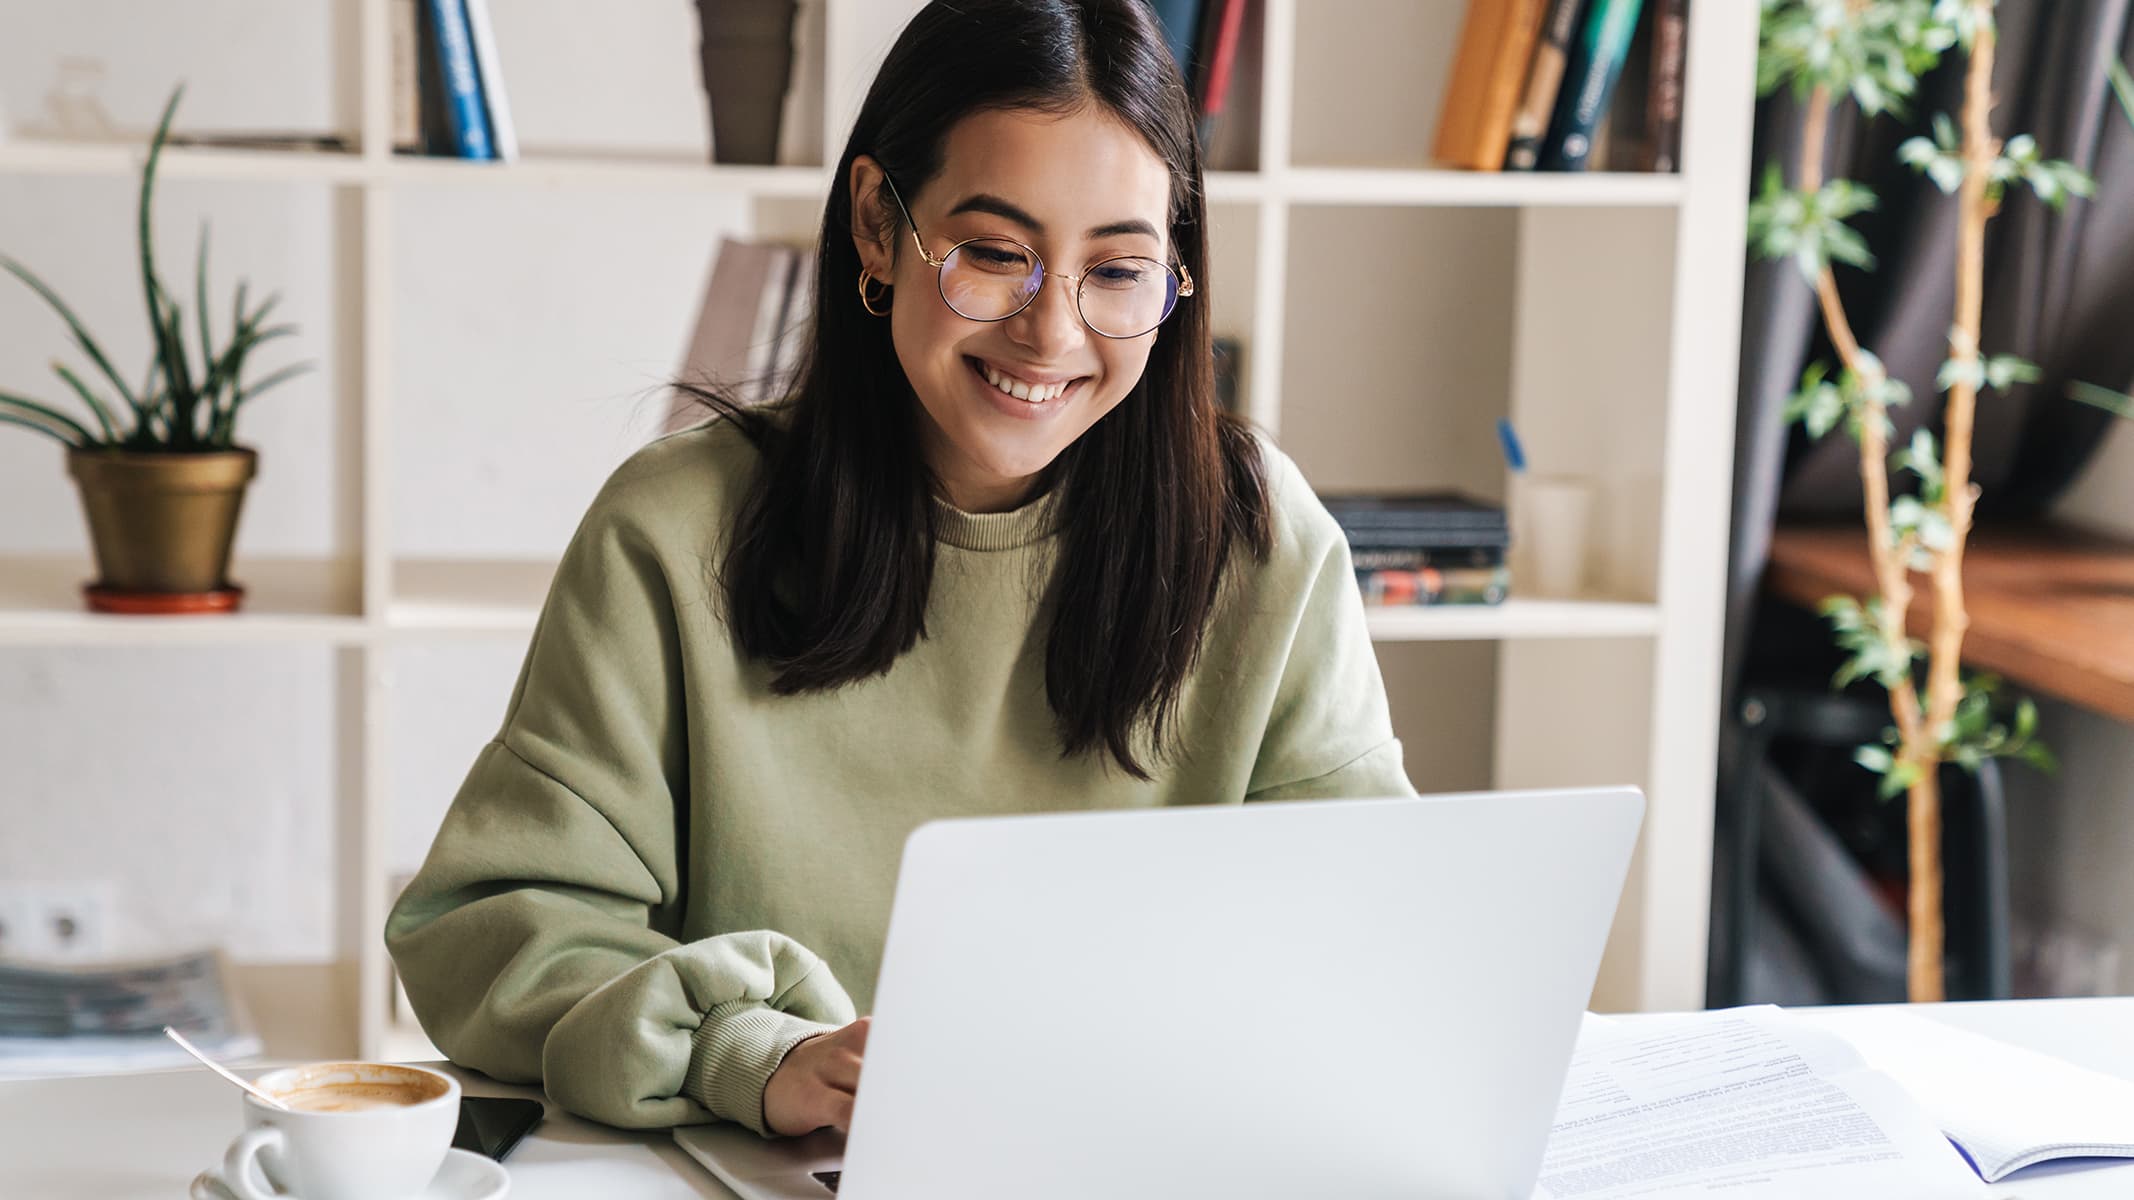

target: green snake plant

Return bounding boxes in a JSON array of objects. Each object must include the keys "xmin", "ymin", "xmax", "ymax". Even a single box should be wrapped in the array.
[{"xmin": 0, "ymin": 85, "xmax": 312, "ymax": 452}]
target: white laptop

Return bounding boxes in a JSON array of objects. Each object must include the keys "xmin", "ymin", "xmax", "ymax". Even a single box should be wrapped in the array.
[{"xmin": 676, "ymin": 786, "xmax": 1644, "ymax": 1200}]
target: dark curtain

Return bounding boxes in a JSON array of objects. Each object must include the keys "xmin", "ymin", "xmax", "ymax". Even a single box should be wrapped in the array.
[{"xmin": 1713, "ymin": 1, "xmax": 2134, "ymax": 1004}]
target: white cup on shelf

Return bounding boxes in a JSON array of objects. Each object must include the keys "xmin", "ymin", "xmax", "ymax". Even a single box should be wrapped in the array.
[{"xmin": 1512, "ymin": 475, "xmax": 1594, "ymax": 600}]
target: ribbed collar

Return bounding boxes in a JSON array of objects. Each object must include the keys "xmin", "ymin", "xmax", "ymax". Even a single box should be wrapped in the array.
[{"xmin": 931, "ymin": 486, "xmax": 1064, "ymax": 551}]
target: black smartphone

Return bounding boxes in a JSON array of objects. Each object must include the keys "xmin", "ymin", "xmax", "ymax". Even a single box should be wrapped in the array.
[{"xmin": 454, "ymin": 1095, "xmax": 545, "ymax": 1162}]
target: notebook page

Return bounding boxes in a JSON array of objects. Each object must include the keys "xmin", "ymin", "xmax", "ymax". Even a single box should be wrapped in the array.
[
  {"xmin": 1796, "ymin": 1007, "xmax": 2134, "ymax": 1182},
  {"xmin": 1532, "ymin": 1008, "xmax": 1983, "ymax": 1199}
]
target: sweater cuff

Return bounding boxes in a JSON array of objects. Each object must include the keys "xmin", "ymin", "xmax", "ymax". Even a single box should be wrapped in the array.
[{"xmin": 682, "ymin": 1001, "xmax": 840, "ymax": 1135}]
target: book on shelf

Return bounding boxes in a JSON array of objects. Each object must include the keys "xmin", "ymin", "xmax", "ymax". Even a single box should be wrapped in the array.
[
  {"xmin": 1325, "ymin": 492, "xmax": 1513, "ymax": 606},
  {"xmin": 1146, "ymin": 0, "xmax": 1205, "ymax": 85},
  {"xmin": 1359, "ymin": 564, "xmax": 1510, "ymax": 607},
  {"xmin": 461, "ymin": 0, "xmax": 518, "ymax": 161},
  {"xmin": 1643, "ymin": 0, "xmax": 1689, "ymax": 172},
  {"xmin": 395, "ymin": 0, "xmax": 512, "ymax": 161},
  {"xmin": 1212, "ymin": 335, "xmax": 1242, "ymax": 414},
  {"xmin": 669, "ymin": 238, "xmax": 816, "ymax": 432},
  {"xmin": 1538, "ymin": 0, "xmax": 1647, "ymax": 171},
  {"xmin": 0, "ymin": 948, "xmax": 260, "ymax": 1079},
  {"xmin": 1501, "ymin": 0, "xmax": 1590, "ymax": 171},
  {"xmin": 1191, "ymin": 0, "xmax": 1249, "ymax": 154},
  {"xmin": 1431, "ymin": 0, "xmax": 1549, "ymax": 171},
  {"xmin": 424, "ymin": 0, "xmax": 495, "ymax": 160}
]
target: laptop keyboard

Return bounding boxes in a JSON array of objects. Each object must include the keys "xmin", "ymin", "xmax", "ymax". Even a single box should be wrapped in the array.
[{"xmin": 812, "ymin": 1170, "xmax": 841, "ymax": 1193}]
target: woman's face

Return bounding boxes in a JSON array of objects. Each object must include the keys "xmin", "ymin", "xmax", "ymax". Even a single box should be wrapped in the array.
[{"xmin": 851, "ymin": 106, "xmax": 1175, "ymax": 513}]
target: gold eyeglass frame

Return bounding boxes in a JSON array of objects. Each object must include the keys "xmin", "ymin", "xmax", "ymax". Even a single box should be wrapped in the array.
[{"xmin": 877, "ymin": 172, "xmax": 1195, "ymax": 340}]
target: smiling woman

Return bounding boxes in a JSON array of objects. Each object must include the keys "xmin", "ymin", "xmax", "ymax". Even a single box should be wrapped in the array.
[{"xmin": 384, "ymin": 0, "xmax": 1417, "ymax": 1146}]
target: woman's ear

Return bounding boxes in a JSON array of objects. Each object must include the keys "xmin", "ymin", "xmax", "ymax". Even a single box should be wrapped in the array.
[{"xmin": 849, "ymin": 155, "xmax": 894, "ymax": 284}]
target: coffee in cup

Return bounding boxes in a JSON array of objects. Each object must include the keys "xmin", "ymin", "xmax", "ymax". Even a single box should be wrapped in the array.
[{"xmin": 207, "ymin": 1062, "xmax": 459, "ymax": 1200}]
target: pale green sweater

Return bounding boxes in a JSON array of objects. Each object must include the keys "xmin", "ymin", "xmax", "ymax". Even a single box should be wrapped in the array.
[{"xmin": 385, "ymin": 417, "xmax": 1413, "ymax": 1134}]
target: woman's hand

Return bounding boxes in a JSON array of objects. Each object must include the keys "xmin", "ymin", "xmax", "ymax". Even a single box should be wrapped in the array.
[{"xmin": 763, "ymin": 1016, "xmax": 870, "ymax": 1135}]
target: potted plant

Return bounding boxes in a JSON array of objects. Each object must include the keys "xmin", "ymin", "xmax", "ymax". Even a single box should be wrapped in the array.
[
  {"xmin": 1750, "ymin": 0, "xmax": 2097, "ymax": 1000},
  {"xmin": 0, "ymin": 85, "xmax": 309, "ymax": 614}
]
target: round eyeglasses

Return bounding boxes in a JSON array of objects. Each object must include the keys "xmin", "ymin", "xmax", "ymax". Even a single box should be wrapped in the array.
[{"xmin": 878, "ymin": 173, "xmax": 1194, "ymax": 340}]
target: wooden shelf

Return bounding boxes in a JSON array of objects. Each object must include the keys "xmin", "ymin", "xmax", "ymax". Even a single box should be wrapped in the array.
[
  {"xmin": 1366, "ymin": 598, "xmax": 1661, "ymax": 641},
  {"xmin": 1282, "ymin": 167, "xmax": 1685, "ymax": 208},
  {"xmin": 0, "ymin": 142, "xmax": 1682, "ymax": 208},
  {"xmin": 0, "ymin": 556, "xmax": 364, "ymax": 645},
  {"xmin": 1767, "ymin": 522, "xmax": 2134, "ymax": 725}
]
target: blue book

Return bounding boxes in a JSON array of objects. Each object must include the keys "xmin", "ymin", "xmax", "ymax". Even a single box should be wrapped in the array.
[
  {"xmin": 1146, "ymin": 0, "xmax": 1204, "ymax": 86},
  {"xmin": 427, "ymin": 0, "xmax": 494, "ymax": 160},
  {"xmin": 1538, "ymin": 0, "xmax": 1645, "ymax": 171}
]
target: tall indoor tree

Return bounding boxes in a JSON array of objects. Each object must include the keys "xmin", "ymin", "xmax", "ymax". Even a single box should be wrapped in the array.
[{"xmin": 1750, "ymin": 0, "xmax": 2087, "ymax": 1001}]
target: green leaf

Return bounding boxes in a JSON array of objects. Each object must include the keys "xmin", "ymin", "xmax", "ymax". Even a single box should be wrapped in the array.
[
  {"xmin": 1855, "ymin": 744, "xmax": 1894, "ymax": 773},
  {"xmin": 0, "ymin": 411, "xmax": 85, "ymax": 446},
  {"xmin": 50, "ymin": 362, "xmax": 120, "ymax": 443},
  {"xmin": 2068, "ymin": 380, "xmax": 2134, "ymax": 419},
  {"xmin": 2111, "ymin": 59, "xmax": 2134, "ymax": 131},
  {"xmin": 0, "ymin": 390, "xmax": 94, "ymax": 446},
  {"xmin": 195, "ymin": 222, "xmax": 215, "ymax": 390},
  {"xmin": 0, "ymin": 255, "xmax": 139, "ymax": 409},
  {"xmin": 138, "ymin": 87, "xmax": 185, "ymax": 425},
  {"xmin": 1881, "ymin": 758, "xmax": 1925, "ymax": 799},
  {"xmin": 1985, "ymin": 354, "xmax": 2043, "ymax": 391}
]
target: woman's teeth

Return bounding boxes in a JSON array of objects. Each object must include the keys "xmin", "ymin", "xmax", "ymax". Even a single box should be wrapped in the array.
[{"xmin": 982, "ymin": 362, "xmax": 1071, "ymax": 404}]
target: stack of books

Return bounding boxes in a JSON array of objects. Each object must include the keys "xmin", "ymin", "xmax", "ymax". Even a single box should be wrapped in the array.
[
  {"xmin": 392, "ymin": 0, "xmax": 517, "ymax": 161},
  {"xmin": 1323, "ymin": 492, "xmax": 1511, "ymax": 607},
  {"xmin": 1432, "ymin": 0, "xmax": 1689, "ymax": 174}
]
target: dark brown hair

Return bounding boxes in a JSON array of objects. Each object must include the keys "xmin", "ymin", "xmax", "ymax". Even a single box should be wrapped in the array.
[{"xmin": 682, "ymin": 0, "xmax": 1272, "ymax": 778}]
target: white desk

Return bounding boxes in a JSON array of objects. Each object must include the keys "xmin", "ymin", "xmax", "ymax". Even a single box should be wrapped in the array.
[{"xmin": 4, "ymin": 998, "xmax": 2131, "ymax": 1199}]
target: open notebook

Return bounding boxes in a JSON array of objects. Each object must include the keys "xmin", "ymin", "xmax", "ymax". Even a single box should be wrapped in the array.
[{"xmin": 1798, "ymin": 1005, "xmax": 2134, "ymax": 1182}]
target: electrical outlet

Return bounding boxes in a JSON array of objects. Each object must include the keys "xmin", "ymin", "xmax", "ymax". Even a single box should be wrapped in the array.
[
  {"xmin": 1, "ymin": 881, "xmax": 114, "ymax": 960},
  {"xmin": 0, "ymin": 889, "xmax": 32, "ymax": 959}
]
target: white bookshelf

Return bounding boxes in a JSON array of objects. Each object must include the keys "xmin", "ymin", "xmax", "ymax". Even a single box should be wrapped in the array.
[{"xmin": 0, "ymin": 0, "xmax": 1758, "ymax": 1056}]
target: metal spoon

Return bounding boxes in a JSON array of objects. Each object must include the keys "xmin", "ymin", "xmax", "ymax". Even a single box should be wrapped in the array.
[{"xmin": 162, "ymin": 1025, "xmax": 291, "ymax": 1111}]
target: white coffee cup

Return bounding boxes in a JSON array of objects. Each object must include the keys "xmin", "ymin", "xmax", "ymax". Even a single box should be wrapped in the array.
[{"xmin": 206, "ymin": 1061, "xmax": 460, "ymax": 1200}]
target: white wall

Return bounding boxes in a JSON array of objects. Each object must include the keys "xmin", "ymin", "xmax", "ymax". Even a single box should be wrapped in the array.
[{"xmin": 0, "ymin": 1, "xmax": 742, "ymax": 961}]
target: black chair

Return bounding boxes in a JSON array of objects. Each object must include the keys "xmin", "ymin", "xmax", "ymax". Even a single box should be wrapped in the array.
[{"xmin": 1709, "ymin": 686, "xmax": 2011, "ymax": 1007}]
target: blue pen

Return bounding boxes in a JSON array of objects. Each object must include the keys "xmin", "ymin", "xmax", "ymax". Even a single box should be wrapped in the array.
[{"xmin": 1496, "ymin": 417, "xmax": 1527, "ymax": 474}]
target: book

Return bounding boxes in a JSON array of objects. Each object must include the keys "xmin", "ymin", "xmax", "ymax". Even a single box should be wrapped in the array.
[
  {"xmin": 1538, "ymin": 0, "xmax": 1647, "ymax": 171},
  {"xmin": 461, "ymin": 0, "xmax": 518, "ymax": 162},
  {"xmin": 1322, "ymin": 491, "xmax": 1509, "ymax": 534},
  {"xmin": 767, "ymin": 251, "xmax": 818, "ymax": 404},
  {"xmin": 1352, "ymin": 545, "xmax": 1505, "ymax": 571},
  {"xmin": 1146, "ymin": 0, "xmax": 1205, "ymax": 86},
  {"xmin": 670, "ymin": 238, "xmax": 803, "ymax": 430},
  {"xmin": 1503, "ymin": 0, "xmax": 1590, "ymax": 170},
  {"xmin": 744, "ymin": 246, "xmax": 800, "ymax": 406},
  {"xmin": 1359, "ymin": 564, "xmax": 1510, "ymax": 607},
  {"xmin": 1644, "ymin": 0, "xmax": 1689, "ymax": 172},
  {"xmin": 0, "ymin": 948, "xmax": 261, "ymax": 1079},
  {"xmin": 1212, "ymin": 336, "xmax": 1242, "ymax": 414},
  {"xmin": 1431, "ymin": 0, "xmax": 1550, "ymax": 171},
  {"xmin": 1797, "ymin": 1006, "xmax": 2134, "ymax": 1182},
  {"xmin": 426, "ymin": 0, "xmax": 494, "ymax": 160},
  {"xmin": 1191, "ymin": 0, "xmax": 1247, "ymax": 150},
  {"xmin": 389, "ymin": 0, "xmax": 423, "ymax": 151},
  {"xmin": 414, "ymin": 0, "xmax": 455, "ymax": 155}
]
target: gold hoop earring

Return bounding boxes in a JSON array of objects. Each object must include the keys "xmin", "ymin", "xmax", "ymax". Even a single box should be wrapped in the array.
[{"xmin": 858, "ymin": 269, "xmax": 892, "ymax": 317}]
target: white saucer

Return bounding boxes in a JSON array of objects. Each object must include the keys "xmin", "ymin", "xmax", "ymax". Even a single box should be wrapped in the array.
[{"xmin": 189, "ymin": 1147, "xmax": 510, "ymax": 1200}]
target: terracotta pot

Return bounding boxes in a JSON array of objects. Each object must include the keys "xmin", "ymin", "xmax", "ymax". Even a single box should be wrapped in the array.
[{"xmin": 65, "ymin": 447, "xmax": 257, "ymax": 596}]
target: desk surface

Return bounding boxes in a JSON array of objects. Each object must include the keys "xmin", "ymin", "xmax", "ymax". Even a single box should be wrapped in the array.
[
  {"xmin": 4, "ymin": 997, "xmax": 2131, "ymax": 1199},
  {"xmin": 1766, "ymin": 522, "xmax": 2134, "ymax": 723}
]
